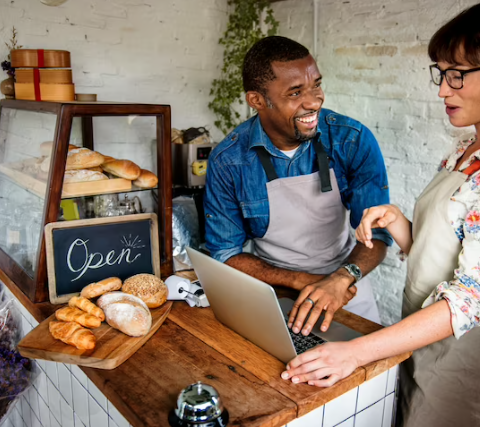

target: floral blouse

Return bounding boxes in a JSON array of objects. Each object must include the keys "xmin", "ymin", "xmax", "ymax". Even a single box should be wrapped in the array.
[{"xmin": 422, "ymin": 134, "xmax": 480, "ymax": 339}]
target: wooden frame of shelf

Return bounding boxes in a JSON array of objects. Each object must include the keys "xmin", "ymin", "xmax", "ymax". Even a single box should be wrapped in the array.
[{"xmin": 0, "ymin": 99, "xmax": 173, "ymax": 303}]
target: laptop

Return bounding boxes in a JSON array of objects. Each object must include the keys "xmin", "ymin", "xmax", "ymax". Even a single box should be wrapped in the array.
[{"xmin": 186, "ymin": 247, "xmax": 362, "ymax": 363}]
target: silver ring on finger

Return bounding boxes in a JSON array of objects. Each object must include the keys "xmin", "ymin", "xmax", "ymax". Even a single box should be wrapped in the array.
[{"xmin": 305, "ymin": 297, "xmax": 315, "ymax": 306}]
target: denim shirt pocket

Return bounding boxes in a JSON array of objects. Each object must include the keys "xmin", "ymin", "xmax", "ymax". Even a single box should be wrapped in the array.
[{"xmin": 240, "ymin": 198, "xmax": 270, "ymax": 238}]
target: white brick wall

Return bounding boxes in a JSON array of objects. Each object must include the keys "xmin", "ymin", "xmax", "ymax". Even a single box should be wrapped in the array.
[
  {"xmin": 1, "ymin": 0, "xmax": 478, "ymax": 325},
  {"xmin": 273, "ymin": 0, "xmax": 479, "ymax": 325},
  {"xmin": 0, "ymin": 0, "xmax": 229, "ymax": 142}
]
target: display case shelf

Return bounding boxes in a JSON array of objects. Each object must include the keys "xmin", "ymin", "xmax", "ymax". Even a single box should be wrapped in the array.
[{"xmin": 0, "ymin": 99, "xmax": 173, "ymax": 302}]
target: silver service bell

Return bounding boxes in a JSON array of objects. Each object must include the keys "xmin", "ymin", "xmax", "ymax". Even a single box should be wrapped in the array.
[{"xmin": 168, "ymin": 382, "xmax": 229, "ymax": 427}]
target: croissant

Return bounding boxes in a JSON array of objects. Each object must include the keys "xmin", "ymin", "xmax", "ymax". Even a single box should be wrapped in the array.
[
  {"xmin": 68, "ymin": 296, "xmax": 105, "ymax": 321},
  {"xmin": 49, "ymin": 321, "xmax": 96, "ymax": 350},
  {"xmin": 55, "ymin": 306, "xmax": 101, "ymax": 329}
]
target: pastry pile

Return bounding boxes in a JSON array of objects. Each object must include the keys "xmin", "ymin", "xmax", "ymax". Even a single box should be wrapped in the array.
[{"xmin": 49, "ymin": 274, "xmax": 168, "ymax": 350}]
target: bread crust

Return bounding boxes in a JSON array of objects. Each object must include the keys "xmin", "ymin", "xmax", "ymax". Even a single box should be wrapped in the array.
[
  {"xmin": 132, "ymin": 169, "xmax": 158, "ymax": 188},
  {"xmin": 64, "ymin": 169, "xmax": 109, "ymax": 184},
  {"xmin": 81, "ymin": 277, "xmax": 122, "ymax": 299},
  {"xmin": 122, "ymin": 274, "xmax": 168, "ymax": 308},
  {"xmin": 66, "ymin": 148, "xmax": 105, "ymax": 170},
  {"xmin": 101, "ymin": 159, "xmax": 141, "ymax": 180},
  {"xmin": 49, "ymin": 321, "xmax": 96, "ymax": 350},
  {"xmin": 55, "ymin": 306, "xmax": 102, "ymax": 328},
  {"xmin": 97, "ymin": 292, "xmax": 152, "ymax": 337}
]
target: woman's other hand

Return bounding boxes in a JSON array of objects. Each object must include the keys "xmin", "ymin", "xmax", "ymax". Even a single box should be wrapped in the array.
[
  {"xmin": 356, "ymin": 205, "xmax": 401, "ymax": 249},
  {"xmin": 281, "ymin": 342, "xmax": 359, "ymax": 387}
]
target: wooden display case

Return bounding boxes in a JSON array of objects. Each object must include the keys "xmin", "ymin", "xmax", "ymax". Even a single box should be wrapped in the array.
[{"xmin": 0, "ymin": 99, "xmax": 173, "ymax": 302}]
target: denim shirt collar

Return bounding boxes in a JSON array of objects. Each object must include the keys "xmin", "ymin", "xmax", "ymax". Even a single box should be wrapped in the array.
[{"xmin": 247, "ymin": 115, "xmax": 320, "ymax": 160}]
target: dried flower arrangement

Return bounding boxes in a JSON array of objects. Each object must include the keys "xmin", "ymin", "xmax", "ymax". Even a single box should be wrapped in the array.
[{"xmin": 2, "ymin": 27, "xmax": 23, "ymax": 79}]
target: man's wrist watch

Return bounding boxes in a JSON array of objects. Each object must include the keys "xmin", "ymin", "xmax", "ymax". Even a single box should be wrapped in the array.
[{"xmin": 342, "ymin": 263, "xmax": 362, "ymax": 283}]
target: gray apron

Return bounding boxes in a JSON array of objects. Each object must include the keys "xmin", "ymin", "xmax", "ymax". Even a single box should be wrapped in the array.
[
  {"xmin": 252, "ymin": 142, "xmax": 380, "ymax": 323},
  {"xmin": 399, "ymin": 168, "xmax": 480, "ymax": 427}
]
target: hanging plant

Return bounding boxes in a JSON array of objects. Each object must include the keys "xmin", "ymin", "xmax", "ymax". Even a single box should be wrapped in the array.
[{"xmin": 209, "ymin": 0, "xmax": 279, "ymax": 135}]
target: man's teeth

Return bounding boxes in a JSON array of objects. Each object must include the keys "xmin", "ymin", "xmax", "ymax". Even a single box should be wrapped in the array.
[{"xmin": 296, "ymin": 115, "xmax": 316, "ymax": 123}]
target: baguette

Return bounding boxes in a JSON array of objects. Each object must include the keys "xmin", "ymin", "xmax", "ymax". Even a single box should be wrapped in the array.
[
  {"xmin": 49, "ymin": 321, "xmax": 96, "ymax": 350},
  {"xmin": 132, "ymin": 169, "xmax": 158, "ymax": 189},
  {"xmin": 101, "ymin": 159, "xmax": 141, "ymax": 180},
  {"xmin": 68, "ymin": 296, "xmax": 105, "ymax": 321},
  {"xmin": 66, "ymin": 148, "xmax": 105, "ymax": 170},
  {"xmin": 81, "ymin": 277, "xmax": 122, "ymax": 299},
  {"xmin": 55, "ymin": 306, "xmax": 102, "ymax": 329}
]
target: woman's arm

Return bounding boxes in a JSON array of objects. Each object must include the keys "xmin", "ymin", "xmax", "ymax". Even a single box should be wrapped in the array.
[
  {"xmin": 356, "ymin": 204, "xmax": 413, "ymax": 254},
  {"xmin": 281, "ymin": 300, "xmax": 453, "ymax": 387}
]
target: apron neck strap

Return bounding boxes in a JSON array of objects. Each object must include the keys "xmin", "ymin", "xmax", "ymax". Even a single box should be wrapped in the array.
[{"xmin": 255, "ymin": 138, "xmax": 332, "ymax": 192}]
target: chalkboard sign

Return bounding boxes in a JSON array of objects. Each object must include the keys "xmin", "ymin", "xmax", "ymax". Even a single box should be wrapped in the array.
[{"xmin": 45, "ymin": 213, "xmax": 160, "ymax": 304}]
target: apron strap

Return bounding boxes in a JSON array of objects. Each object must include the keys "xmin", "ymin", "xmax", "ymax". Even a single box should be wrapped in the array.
[
  {"xmin": 312, "ymin": 138, "xmax": 332, "ymax": 192},
  {"xmin": 255, "ymin": 147, "xmax": 278, "ymax": 182},
  {"xmin": 255, "ymin": 138, "xmax": 332, "ymax": 192}
]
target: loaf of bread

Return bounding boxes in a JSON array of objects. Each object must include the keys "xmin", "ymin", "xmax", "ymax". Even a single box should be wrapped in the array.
[
  {"xmin": 40, "ymin": 141, "xmax": 79, "ymax": 157},
  {"xmin": 64, "ymin": 169, "xmax": 109, "ymax": 184},
  {"xmin": 81, "ymin": 277, "xmax": 122, "ymax": 299},
  {"xmin": 68, "ymin": 296, "xmax": 105, "ymax": 321},
  {"xmin": 87, "ymin": 166, "xmax": 104, "ymax": 173},
  {"xmin": 101, "ymin": 159, "xmax": 141, "ymax": 180},
  {"xmin": 66, "ymin": 148, "xmax": 105, "ymax": 170},
  {"xmin": 97, "ymin": 292, "xmax": 152, "ymax": 337},
  {"xmin": 122, "ymin": 274, "xmax": 168, "ymax": 308},
  {"xmin": 101, "ymin": 155, "xmax": 116, "ymax": 164},
  {"xmin": 55, "ymin": 306, "xmax": 102, "ymax": 329},
  {"xmin": 49, "ymin": 321, "xmax": 96, "ymax": 350},
  {"xmin": 132, "ymin": 169, "xmax": 158, "ymax": 189}
]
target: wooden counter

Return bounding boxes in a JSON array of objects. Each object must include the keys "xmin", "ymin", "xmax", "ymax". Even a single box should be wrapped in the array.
[{"xmin": 1, "ymin": 269, "xmax": 411, "ymax": 427}]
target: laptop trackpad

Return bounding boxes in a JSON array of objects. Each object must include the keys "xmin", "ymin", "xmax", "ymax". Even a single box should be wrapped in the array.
[{"xmin": 278, "ymin": 298, "xmax": 363, "ymax": 342}]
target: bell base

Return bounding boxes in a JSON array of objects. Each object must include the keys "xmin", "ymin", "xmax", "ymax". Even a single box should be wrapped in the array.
[{"xmin": 168, "ymin": 409, "xmax": 229, "ymax": 427}]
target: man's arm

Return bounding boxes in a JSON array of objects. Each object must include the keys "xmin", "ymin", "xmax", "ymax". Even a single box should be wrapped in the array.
[
  {"xmin": 287, "ymin": 240, "xmax": 387, "ymax": 335},
  {"xmin": 226, "ymin": 253, "xmax": 325, "ymax": 291}
]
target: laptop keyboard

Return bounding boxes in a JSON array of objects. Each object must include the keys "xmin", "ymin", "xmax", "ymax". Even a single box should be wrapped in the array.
[{"xmin": 285, "ymin": 317, "xmax": 326, "ymax": 354}]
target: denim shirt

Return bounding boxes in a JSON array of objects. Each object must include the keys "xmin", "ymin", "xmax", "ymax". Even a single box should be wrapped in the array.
[{"xmin": 204, "ymin": 108, "xmax": 393, "ymax": 263}]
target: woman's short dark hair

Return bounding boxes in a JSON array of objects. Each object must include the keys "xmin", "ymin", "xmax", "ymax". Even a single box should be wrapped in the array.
[
  {"xmin": 242, "ymin": 36, "xmax": 310, "ymax": 94},
  {"xmin": 429, "ymin": 3, "xmax": 480, "ymax": 65}
]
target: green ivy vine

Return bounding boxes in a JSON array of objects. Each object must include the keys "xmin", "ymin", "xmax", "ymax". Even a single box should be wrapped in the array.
[{"xmin": 208, "ymin": 0, "xmax": 279, "ymax": 135}]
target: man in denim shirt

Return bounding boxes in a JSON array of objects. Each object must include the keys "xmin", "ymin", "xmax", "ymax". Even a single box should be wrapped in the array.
[{"xmin": 204, "ymin": 36, "xmax": 392, "ymax": 335}]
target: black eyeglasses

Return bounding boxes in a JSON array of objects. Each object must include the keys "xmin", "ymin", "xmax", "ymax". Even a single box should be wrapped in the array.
[{"xmin": 430, "ymin": 64, "xmax": 480, "ymax": 89}]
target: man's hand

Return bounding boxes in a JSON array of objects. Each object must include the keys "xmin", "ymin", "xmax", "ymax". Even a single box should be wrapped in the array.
[{"xmin": 287, "ymin": 271, "xmax": 356, "ymax": 335}]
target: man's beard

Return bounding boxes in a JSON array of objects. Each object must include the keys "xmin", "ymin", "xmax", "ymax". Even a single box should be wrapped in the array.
[{"xmin": 294, "ymin": 120, "xmax": 317, "ymax": 141}]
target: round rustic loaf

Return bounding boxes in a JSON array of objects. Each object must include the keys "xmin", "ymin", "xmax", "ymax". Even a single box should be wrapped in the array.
[
  {"xmin": 81, "ymin": 277, "xmax": 122, "ymax": 299},
  {"xmin": 101, "ymin": 159, "xmax": 141, "ymax": 180},
  {"xmin": 97, "ymin": 292, "xmax": 152, "ymax": 337},
  {"xmin": 64, "ymin": 169, "xmax": 109, "ymax": 184},
  {"xmin": 132, "ymin": 169, "xmax": 158, "ymax": 188},
  {"xmin": 122, "ymin": 274, "xmax": 168, "ymax": 308},
  {"xmin": 66, "ymin": 148, "xmax": 105, "ymax": 170}
]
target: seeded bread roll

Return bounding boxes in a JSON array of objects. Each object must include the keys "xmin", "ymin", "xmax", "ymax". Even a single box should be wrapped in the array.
[
  {"xmin": 97, "ymin": 292, "xmax": 151, "ymax": 337},
  {"xmin": 101, "ymin": 159, "xmax": 141, "ymax": 180},
  {"xmin": 122, "ymin": 274, "xmax": 168, "ymax": 308},
  {"xmin": 133, "ymin": 169, "xmax": 158, "ymax": 189},
  {"xmin": 64, "ymin": 169, "xmax": 109, "ymax": 183},
  {"xmin": 81, "ymin": 277, "xmax": 123, "ymax": 299},
  {"xmin": 66, "ymin": 148, "xmax": 105, "ymax": 170}
]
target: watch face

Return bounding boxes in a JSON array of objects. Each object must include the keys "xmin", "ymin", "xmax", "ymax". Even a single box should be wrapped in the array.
[{"xmin": 345, "ymin": 264, "xmax": 362, "ymax": 281}]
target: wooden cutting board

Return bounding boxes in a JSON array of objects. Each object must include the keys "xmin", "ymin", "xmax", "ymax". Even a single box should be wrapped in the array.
[{"xmin": 18, "ymin": 301, "xmax": 172, "ymax": 370}]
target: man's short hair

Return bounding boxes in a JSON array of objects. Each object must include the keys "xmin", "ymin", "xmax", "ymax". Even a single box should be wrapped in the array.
[
  {"xmin": 428, "ymin": 3, "xmax": 480, "ymax": 66},
  {"xmin": 242, "ymin": 36, "xmax": 310, "ymax": 94}
]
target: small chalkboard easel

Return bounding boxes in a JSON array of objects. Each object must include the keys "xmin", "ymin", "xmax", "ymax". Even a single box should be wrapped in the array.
[{"xmin": 44, "ymin": 213, "xmax": 160, "ymax": 304}]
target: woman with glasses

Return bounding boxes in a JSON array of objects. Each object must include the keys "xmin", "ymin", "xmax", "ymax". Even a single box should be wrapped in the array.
[{"xmin": 281, "ymin": 4, "xmax": 480, "ymax": 427}]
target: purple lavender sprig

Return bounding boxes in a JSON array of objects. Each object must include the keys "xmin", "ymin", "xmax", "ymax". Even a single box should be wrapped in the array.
[
  {"xmin": 0, "ymin": 347, "xmax": 32, "ymax": 419},
  {"xmin": 1, "ymin": 61, "xmax": 14, "ymax": 79}
]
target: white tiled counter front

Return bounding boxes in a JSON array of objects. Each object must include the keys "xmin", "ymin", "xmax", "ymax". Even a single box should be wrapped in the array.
[
  {"xmin": 283, "ymin": 366, "xmax": 398, "ymax": 427},
  {"xmin": 2, "ymin": 285, "xmax": 132, "ymax": 427}
]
